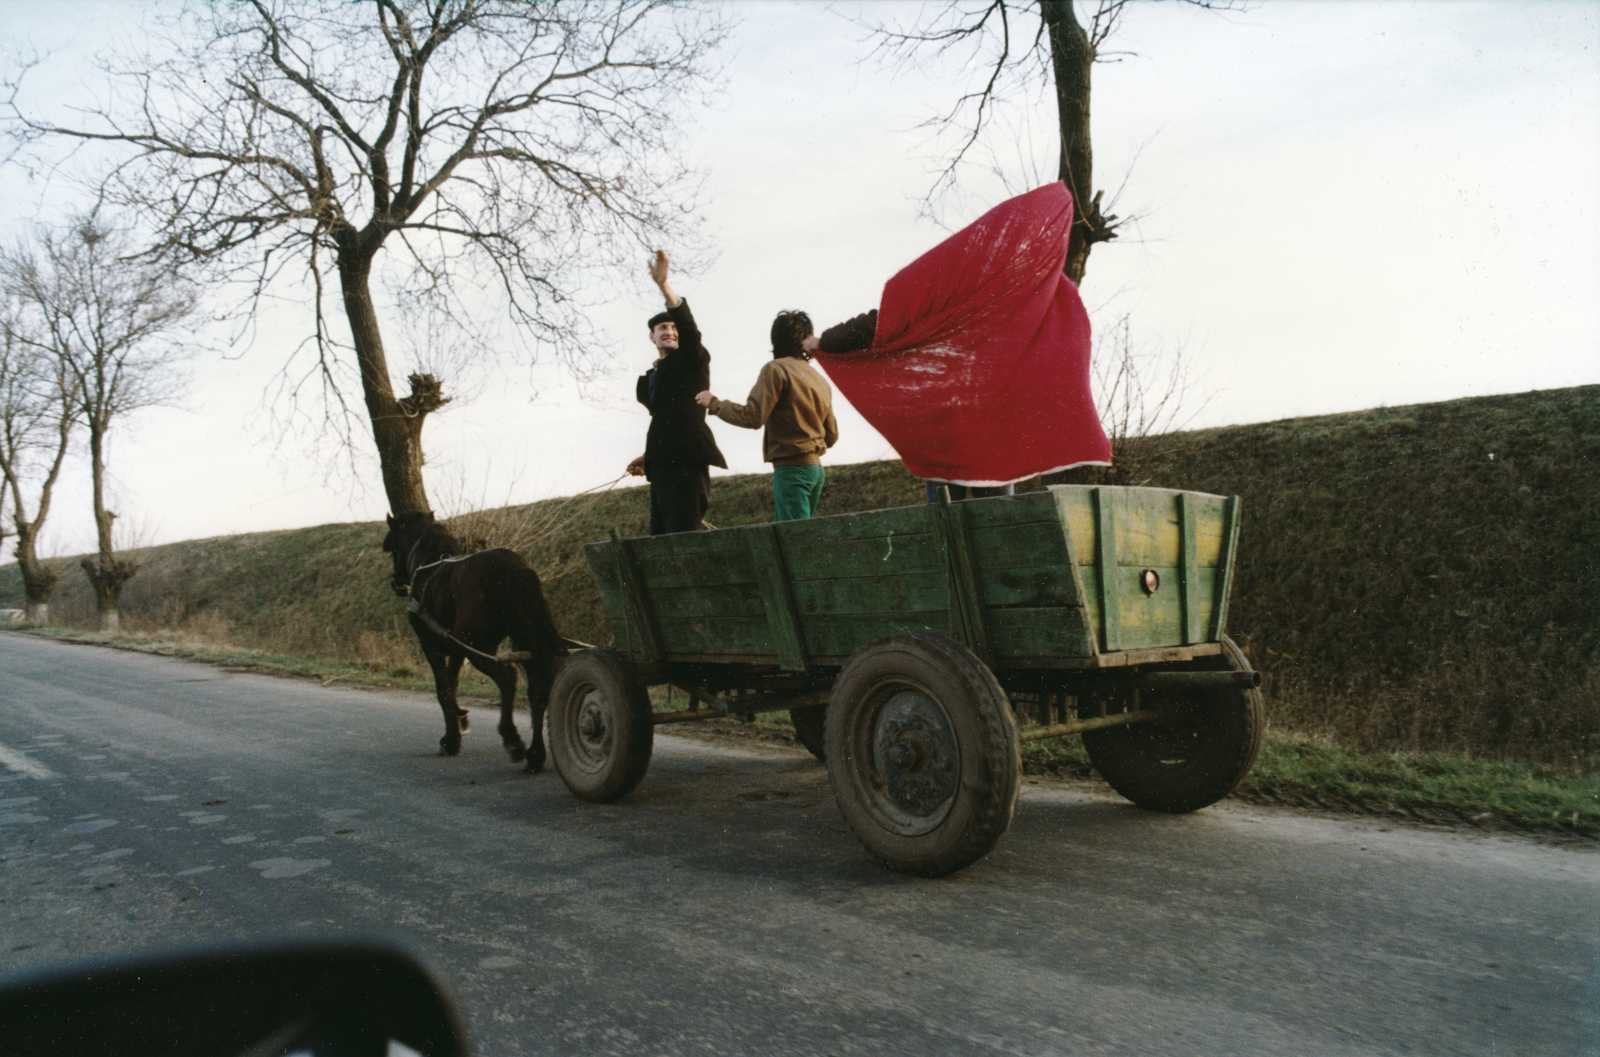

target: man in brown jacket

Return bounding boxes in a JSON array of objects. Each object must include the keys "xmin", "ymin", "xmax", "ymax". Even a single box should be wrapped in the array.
[{"xmin": 695, "ymin": 310, "xmax": 838, "ymax": 521}]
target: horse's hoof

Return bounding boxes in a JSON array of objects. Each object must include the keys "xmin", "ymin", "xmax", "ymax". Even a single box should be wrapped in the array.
[
  {"xmin": 505, "ymin": 743, "xmax": 527, "ymax": 763},
  {"xmin": 523, "ymin": 755, "xmax": 545, "ymax": 775},
  {"xmin": 439, "ymin": 736, "xmax": 462, "ymax": 757}
]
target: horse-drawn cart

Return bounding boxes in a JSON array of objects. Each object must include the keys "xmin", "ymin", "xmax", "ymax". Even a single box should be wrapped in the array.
[{"xmin": 548, "ymin": 484, "xmax": 1264, "ymax": 877}]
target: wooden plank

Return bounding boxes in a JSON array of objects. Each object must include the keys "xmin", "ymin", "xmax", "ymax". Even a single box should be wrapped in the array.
[
  {"xmin": 631, "ymin": 583, "xmax": 766, "ymax": 620},
  {"xmin": 793, "ymin": 572, "xmax": 949, "ymax": 616},
  {"xmin": 1179, "ymin": 492, "xmax": 1197, "ymax": 645},
  {"xmin": 1107, "ymin": 567, "xmax": 1213, "ymax": 649},
  {"xmin": 655, "ymin": 615, "xmax": 775, "ymax": 658},
  {"xmin": 628, "ymin": 535, "xmax": 757, "ymax": 590},
  {"xmin": 967, "ymin": 520, "xmax": 1071, "ymax": 562},
  {"xmin": 592, "ymin": 577, "xmax": 628, "ymax": 648},
  {"xmin": 1050, "ymin": 486, "xmax": 1100, "ymax": 563},
  {"xmin": 610, "ymin": 532, "xmax": 665, "ymax": 663},
  {"xmin": 976, "ymin": 565, "xmax": 1081, "ymax": 609},
  {"xmin": 784, "ymin": 530, "xmax": 943, "ymax": 581},
  {"xmin": 800, "ymin": 611, "xmax": 950, "ymax": 659},
  {"xmin": 986, "ymin": 606, "xmax": 1095, "ymax": 661},
  {"xmin": 1093, "ymin": 642, "xmax": 1226, "ymax": 668},
  {"xmin": 746, "ymin": 525, "xmax": 808, "ymax": 671},
  {"xmin": 1094, "ymin": 487, "xmax": 1122, "ymax": 652},
  {"xmin": 932, "ymin": 496, "xmax": 991, "ymax": 661},
  {"xmin": 792, "ymin": 564, "xmax": 1080, "ymax": 612},
  {"xmin": 1211, "ymin": 495, "xmax": 1242, "ymax": 640},
  {"xmin": 1052, "ymin": 488, "xmax": 1097, "ymax": 656},
  {"xmin": 1049, "ymin": 485, "xmax": 1227, "ymax": 567}
]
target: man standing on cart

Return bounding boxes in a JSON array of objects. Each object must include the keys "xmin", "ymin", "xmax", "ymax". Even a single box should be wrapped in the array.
[{"xmin": 626, "ymin": 250, "xmax": 728, "ymax": 534}]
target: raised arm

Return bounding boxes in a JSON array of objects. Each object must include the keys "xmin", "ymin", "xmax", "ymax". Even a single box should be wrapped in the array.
[
  {"xmin": 814, "ymin": 309, "xmax": 879, "ymax": 355},
  {"xmin": 650, "ymin": 250, "xmax": 702, "ymax": 354}
]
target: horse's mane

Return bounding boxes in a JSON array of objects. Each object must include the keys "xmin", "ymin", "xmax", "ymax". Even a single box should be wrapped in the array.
[{"xmin": 396, "ymin": 512, "xmax": 468, "ymax": 566}]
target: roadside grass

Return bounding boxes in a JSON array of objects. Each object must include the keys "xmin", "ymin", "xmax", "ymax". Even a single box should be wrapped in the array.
[
  {"xmin": 11, "ymin": 623, "xmax": 1596, "ymax": 840},
  {"xmin": 10, "ymin": 624, "xmax": 439, "ymax": 693},
  {"xmin": 1023, "ymin": 729, "xmax": 1600, "ymax": 840}
]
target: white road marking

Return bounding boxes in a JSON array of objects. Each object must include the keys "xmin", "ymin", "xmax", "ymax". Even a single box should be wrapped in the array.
[{"xmin": 0, "ymin": 741, "xmax": 57, "ymax": 780}]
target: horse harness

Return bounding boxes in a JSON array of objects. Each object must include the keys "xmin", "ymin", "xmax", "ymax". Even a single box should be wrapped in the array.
[{"xmin": 400, "ymin": 543, "xmax": 513, "ymax": 665}]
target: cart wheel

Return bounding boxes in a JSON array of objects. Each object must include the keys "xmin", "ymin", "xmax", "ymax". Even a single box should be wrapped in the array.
[
  {"xmin": 825, "ymin": 633, "xmax": 1020, "ymax": 877},
  {"xmin": 1082, "ymin": 636, "xmax": 1264, "ymax": 813},
  {"xmin": 789, "ymin": 706, "xmax": 827, "ymax": 763},
  {"xmin": 548, "ymin": 649, "xmax": 654, "ymax": 803}
]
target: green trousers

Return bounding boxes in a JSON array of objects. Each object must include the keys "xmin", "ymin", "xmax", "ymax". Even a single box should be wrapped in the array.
[{"xmin": 772, "ymin": 464, "xmax": 826, "ymax": 521}]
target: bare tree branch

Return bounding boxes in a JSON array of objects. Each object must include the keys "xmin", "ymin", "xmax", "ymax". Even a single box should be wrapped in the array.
[
  {"xmin": 861, "ymin": 0, "xmax": 1243, "ymax": 282},
  {"xmin": 3, "ymin": 0, "xmax": 732, "ymax": 516},
  {"xmin": 0, "ymin": 213, "xmax": 196, "ymax": 629}
]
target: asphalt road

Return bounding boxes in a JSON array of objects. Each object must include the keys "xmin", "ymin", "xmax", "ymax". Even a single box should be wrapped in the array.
[{"xmin": 1, "ymin": 632, "xmax": 1595, "ymax": 1057}]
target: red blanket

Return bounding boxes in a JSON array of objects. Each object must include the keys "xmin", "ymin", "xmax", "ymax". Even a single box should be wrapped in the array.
[{"xmin": 816, "ymin": 182, "xmax": 1111, "ymax": 485}]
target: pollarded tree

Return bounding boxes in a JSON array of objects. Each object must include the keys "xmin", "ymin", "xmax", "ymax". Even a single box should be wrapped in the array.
[
  {"xmin": 0, "ymin": 295, "xmax": 79, "ymax": 624},
  {"xmin": 3, "ymin": 1, "xmax": 731, "ymax": 518},
  {"xmin": 871, "ymin": 0, "xmax": 1238, "ymax": 284},
  {"xmin": 1, "ymin": 217, "xmax": 196, "ymax": 632}
]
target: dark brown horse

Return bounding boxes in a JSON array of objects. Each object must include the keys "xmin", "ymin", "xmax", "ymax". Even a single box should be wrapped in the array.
[{"xmin": 382, "ymin": 512, "xmax": 567, "ymax": 770}]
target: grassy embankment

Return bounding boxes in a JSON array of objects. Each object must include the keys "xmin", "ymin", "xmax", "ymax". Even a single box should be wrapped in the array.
[{"xmin": 5, "ymin": 385, "xmax": 1597, "ymax": 836}]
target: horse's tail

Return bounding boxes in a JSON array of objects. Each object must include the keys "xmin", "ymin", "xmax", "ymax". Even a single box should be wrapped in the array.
[{"xmin": 509, "ymin": 565, "xmax": 567, "ymax": 699}]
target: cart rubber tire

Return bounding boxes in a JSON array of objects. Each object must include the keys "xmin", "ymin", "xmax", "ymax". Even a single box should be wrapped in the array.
[
  {"xmin": 1082, "ymin": 636, "xmax": 1264, "ymax": 813},
  {"xmin": 790, "ymin": 707, "xmax": 827, "ymax": 763},
  {"xmin": 825, "ymin": 633, "xmax": 1020, "ymax": 877},
  {"xmin": 548, "ymin": 649, "xmax": 654, "ymax": 803}
]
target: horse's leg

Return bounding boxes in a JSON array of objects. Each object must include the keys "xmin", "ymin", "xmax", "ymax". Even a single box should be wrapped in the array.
[
  {"xmin": 522, "ymin": 653, "xmax": 553, "ymax": 775},
  {"xmin": 446, "ymin": 654, "xmax": 469, "ymax": 734},
  {"xmin": 466, "ymin": 654, "xmax": 526, "ymax": 763},
  {"xmin": 421, "ymin": 642, "xmax": 464, "ymax": 757}
]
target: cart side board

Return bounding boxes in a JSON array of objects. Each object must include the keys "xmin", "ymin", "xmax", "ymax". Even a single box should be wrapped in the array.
[{"xmin": 585, "ymin": 485, "xmax": 1239, "ymax": 673}]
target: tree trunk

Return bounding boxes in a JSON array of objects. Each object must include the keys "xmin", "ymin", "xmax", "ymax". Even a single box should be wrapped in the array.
[
  {"xmin": 12, "ymin": 524, "xmax": 59, "ymax": 625},
  {"xmin": 82, "ymin": 424, "xmax": 134, "ymax": 632},
  {"xmin": 337, "ymin": 250, "xmax": 433, "ymax": 518},
  {"xmin": 1041, "ymin": 0, "xmax": 1098, "ymax": 284}
]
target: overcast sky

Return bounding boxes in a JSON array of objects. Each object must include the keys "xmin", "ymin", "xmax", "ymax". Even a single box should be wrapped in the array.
[{"xmin": 2, "ymin": 0, "xmax": 1597, "ymax": 557}]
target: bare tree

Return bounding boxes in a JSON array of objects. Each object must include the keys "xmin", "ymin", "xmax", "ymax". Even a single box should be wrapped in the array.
[
  {"xmin": 3, "ymin": 1, "xmax": 730, "ymax": 518},
  {"xmin": 868, "ymin": 0, "xmax": 1240, "ymax": 284},
  {"xmin": 1, "ymin": 217, "xmax": 196, "ymax": 632},
  {"xmin": 1089, "ymin": 313, "xmax": 1206, "ymax": 482},
  {"xmin": 0, "ymin": 296, "xmax": 79, "ymax": 624}
]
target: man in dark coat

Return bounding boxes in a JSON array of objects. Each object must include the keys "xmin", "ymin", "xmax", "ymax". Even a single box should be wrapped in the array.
[{"xmin": 625, "ymin": 250, "xmax": 728, "ymax": 534}]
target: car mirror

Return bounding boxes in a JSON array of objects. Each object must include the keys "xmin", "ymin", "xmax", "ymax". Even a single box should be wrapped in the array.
[{"xmin": 0, "ymin": 937, "xmax": 468, "ymax": 1057}]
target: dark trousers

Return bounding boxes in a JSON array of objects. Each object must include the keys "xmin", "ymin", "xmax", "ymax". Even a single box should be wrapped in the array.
[{"xmin": 648, "ymin": 464, "xmax": 711, "ymax": 535}]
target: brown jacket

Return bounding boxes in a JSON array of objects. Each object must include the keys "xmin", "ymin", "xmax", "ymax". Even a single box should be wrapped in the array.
[{"xmin": 709, "ymin": 356, "xmax": 839, "ymax": 466}]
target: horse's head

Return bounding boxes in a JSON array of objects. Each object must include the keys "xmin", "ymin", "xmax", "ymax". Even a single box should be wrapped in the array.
[{"xmin": 382, "ymin": 511, "xmax": 438, "ymax": 596}]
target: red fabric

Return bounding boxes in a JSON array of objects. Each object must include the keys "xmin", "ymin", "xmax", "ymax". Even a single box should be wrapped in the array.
[{"xmin": 816, "ymin": 182, "xmax": 1111, "ymax": 485}]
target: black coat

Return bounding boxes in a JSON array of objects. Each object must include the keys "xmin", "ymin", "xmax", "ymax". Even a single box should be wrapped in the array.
[
  {"xmin": 636, "ymin": 298, "xmax": 727, "ymax": 477},
  {"xmin": 819, "ymin": 309, "xmax": 878, "ymax": 354}
]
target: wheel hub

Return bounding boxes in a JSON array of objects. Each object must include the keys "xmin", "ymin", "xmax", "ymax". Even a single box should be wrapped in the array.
[
  {"xmin": 577, "ymin": 695, "xmax": 610, "ymax": 745},
  {"xmin": 871, "ymin": 689, "xmax": 959, "ymax": 830}
]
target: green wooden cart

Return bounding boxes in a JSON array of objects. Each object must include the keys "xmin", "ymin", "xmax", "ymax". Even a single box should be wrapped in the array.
[{"xmin": 546, "ymin": 484, "xmax": 1264, "ymax": 877}]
